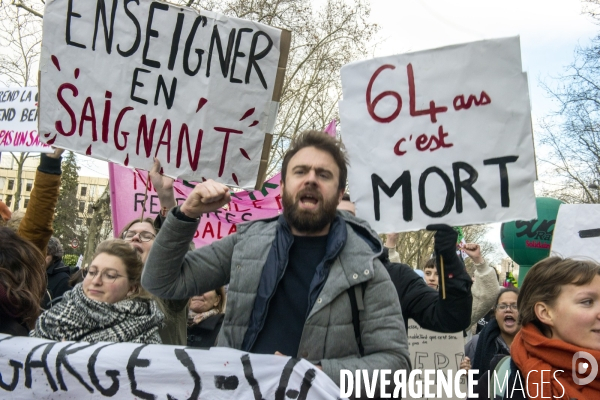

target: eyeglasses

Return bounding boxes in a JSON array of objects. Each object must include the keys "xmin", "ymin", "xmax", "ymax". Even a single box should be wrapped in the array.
[
  {"xmin": 496, "ymin": 303, "xmax": 518, "ymax": 311},
  {"xmin": 122, "ymin": 230, "xmax": 156, "ymax": 242},
  {"xmin": 83, "ymin": 268, "xmax": 126, "ymax": 283}
]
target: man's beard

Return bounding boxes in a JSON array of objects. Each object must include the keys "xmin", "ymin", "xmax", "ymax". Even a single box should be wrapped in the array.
[{"xmin": 282, "ymin": 187, "xmax": 338, "ymax": 234}]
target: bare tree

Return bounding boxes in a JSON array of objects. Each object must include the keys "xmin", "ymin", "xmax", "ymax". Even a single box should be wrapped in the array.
[
  {"xmin": 175, "ymin": 0, "xmax": 378, "ymax": 173},
  {"xmin": 1, "ymin": 4, "xmax": 42, "ymax": 211},
  {"xmin": 537, "ymin": 0, "xmax": 600, "ymax": 203}
]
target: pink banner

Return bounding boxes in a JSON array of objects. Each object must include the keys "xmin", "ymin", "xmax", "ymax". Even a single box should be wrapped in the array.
[{"xmin": 109, "ymin": 163, "xmax": 282, "ymax": 248}]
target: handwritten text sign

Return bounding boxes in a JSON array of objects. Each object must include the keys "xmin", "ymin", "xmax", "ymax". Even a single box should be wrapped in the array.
[
  {"xmin": 109, "ymin": 163, "xmax": 282, "ymax": 247},
  {"xmin": 340, "ymin": 37, "xmax": 537, "ymax": 232},
  {"xmin": 0, "ymin": 334, "xmax": 343, "ymax": 400},
  {"xmin": 39, "ymin": 0, "xmax": 283, "ymax": 188},
  {"xmin": 0, "ymin": 87, "xmax": 52, "ymax": 153},
  {"xmin": 551, "ymin": 204, "xmax": 600, "ymax": 263},
  {"xmin": 406, "ymin": 320, "xmax": 467, "ymax": 400}
]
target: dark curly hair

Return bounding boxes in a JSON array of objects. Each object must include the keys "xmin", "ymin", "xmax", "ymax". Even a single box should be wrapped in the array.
[{"xmin": 0, "ymin": 227, "xmax": 47, "ymax": 329}]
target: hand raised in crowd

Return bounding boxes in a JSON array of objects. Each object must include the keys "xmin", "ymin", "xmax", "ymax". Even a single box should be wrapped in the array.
[
  {"xmin": 426, "ymin": 224, "xmax": 458, "ymax": 259},
  {"xmin": 180, "ymin": 179, "xmax": 231, "ymax": 218},
  {"xmin": 385, "ymin": 232, "xmax": 399, "ymax": 248},
  {"xmin": 149, "ymin": 158, "xmax": 176, "ymax": 210},
  {"xmin": 47, "ymin": 147, "xmax": 65, "ymax": 159},
  {"xmin": 462, "ymin": 243, "xmax": 484, "ymax": 264}
]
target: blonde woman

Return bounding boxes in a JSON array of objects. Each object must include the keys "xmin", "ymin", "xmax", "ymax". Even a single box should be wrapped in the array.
[{"xmin": 31, "ymin": 240, "xmax": 164, "ymax": 344}]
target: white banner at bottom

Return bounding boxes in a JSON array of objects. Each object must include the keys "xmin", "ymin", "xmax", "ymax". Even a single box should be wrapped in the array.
[{"xmin": 0, "ymin": 334, "xmax": 344, "ymax": 399}]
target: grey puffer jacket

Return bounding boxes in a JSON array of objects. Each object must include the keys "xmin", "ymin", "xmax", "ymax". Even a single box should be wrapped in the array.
[{"xmin": 142, "ymin": 209, "xmax": 410, "ymax": 385}]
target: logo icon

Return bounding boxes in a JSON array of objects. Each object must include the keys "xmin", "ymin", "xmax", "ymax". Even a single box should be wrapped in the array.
[{"xmin": 572, "ymin": 351, "xmax": 598, "ymax": 385}]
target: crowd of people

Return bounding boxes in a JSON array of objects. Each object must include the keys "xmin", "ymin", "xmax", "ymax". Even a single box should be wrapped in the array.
[{"xmin": 0, "ymin": 130, "xmax": 599, "ymax": 399}]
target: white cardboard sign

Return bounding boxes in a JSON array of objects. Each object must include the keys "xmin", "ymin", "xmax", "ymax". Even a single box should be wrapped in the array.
[
  {"xmin": 0, "ymin": 334, "xmax": 344, "ymax": 399},
  {"xmin": 0, "ymin": 87, "xmax": 52, "ymax": 153},
  {"xmin": 39, "ymin": 0, "xmax": 282, "ymax": 188},
  {"xmin": 340, "ymin": 37, "xmax": 537, "ymax": 232},
  {"xmin": 406, "ymin": 320, "xmax": 467, "ymax": 400},
  {"xmin": 550, "ymin": 204, "xmax": 600, "ymax": 262}
]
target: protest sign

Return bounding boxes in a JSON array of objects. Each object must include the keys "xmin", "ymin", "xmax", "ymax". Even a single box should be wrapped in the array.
[
  {"xmin": 0, "ymin": 87, "xmax": 52, "ymax": 153},
  {"xmin": 340, "ymin": 37, "xmax": 537, "ymax": 232},
  {"xmin": 109, "ymin": 163, "xmax": 282, "ymax": 247},
  {"xmin": 39, "ymin": 0, "xmax": 290, "ymax": 189},
  {"xmin": 406, "ymin": 319, "xmax": 467, "ymax": 400},
  {"xmin": 550, "ymin": 204, "xmax": 600, "ymax": 262},
  {"xmin": 0, "ymin": 334, "xmax": 343, "ymax": 400}
]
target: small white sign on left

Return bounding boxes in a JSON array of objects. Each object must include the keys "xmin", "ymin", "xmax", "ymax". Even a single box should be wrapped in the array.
[{"xmin": 0, "ymin": 87, "xmax": 52, "ymax": 153}]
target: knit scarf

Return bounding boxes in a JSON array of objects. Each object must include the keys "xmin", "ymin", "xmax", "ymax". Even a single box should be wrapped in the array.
[
  {"xmin": 511, "ymin": 324, "xmax": 600, "ymax": 400},
  {"xmin": 188, "ymin": 308, "xmax": 218, "ymax": 326},
  {"xmin": 31, "ymin": 284, "xmax": 164, "ymax": 344}
]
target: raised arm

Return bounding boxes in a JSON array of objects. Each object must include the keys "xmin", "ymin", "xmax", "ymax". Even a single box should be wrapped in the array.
[
  {"xmin": 142, "ymin": 179, "xmax": 234, "ymax": 299},
  {"xmin": 17, "ymin": 148, "xmax": 64, "ymax": 254},
  {"xmin": 463, "ymin": 243, "xmax": 500, "ymax": 328}
]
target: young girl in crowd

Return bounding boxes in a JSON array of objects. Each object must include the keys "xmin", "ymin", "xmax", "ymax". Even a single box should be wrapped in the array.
[{"xmin": 31, "ymin": 239, "xmax": 164, "ymax": 344}]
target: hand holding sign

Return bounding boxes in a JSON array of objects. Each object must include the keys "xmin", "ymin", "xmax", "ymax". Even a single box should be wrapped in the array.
[{"xmin": 181, "ymin": 180, "xmax": 231, "ymax": 219}]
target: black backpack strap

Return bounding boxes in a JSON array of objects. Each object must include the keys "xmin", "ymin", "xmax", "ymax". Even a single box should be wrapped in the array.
[{"xmin": 348, "ymin": 282, "xmax": 367, "ymax": 356}]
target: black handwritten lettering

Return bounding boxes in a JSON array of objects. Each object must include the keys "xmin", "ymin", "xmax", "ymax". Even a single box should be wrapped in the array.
[
  {"xmin": 117, "ymin": 0, "xmax": 141, "ymax": 57},
  {"xmin": 24, "ymin": 342, "xmax": 58, "ymax": 391},
  {"xmin": 241, "ymin": 354, "xmax": 263, "ymax": 400},
  {"xmin": 230, "ymin": 28, "xmax": 253, "ymax": 84},
  {"xmin": 142, "ymin": 2, "xmax": 169, "ymax": 68},
  {"xmin": 154, "ymin": 75, "xmax": 177, "ymax": 109},
  {"xmin": 92, "ymin": 0, "xmax": 118, "ymax": 53},
  {"xmin": 418, "ymin": 167, "xmax": 454, "ymax": 218},
  {"xmin": 246, "ymin": 31, "xmax": 273, "ymax": 89},
  {"xmin": 66, "ymin": 0, "xmax": 86, "ymax": 48},
  {"xmin": 214, "ymin": 375, "xmax": 239, "ymax": 390},
  {"xmin": 131, "ymin": 68, "xmax": 151, "ymax": 105},
  {"xmin": 297, "ymin": 369, "xmax": 316, "ymax": 400},
  {"xmin": 452, "ymin": 161, "xmax": 486, "ymax": 213},
  {"xmin": 207, "ymin": 26, "xmax": 236, "ymax": 78},
  {"xmin": 275, "ymin": 358, "xmax": 301, "ymax": 400},
  {"xmin": 55, "ymin": 342, "xmax": 95, "ymax": 392},
  {"xmin": 87, "ymin": 343, "xmax": 120, "ymax": 396},
  {"xmin": 171, "ymin": 349, "xmax": 201, "ymax": 398},
  {"xmin": 483, "ymin": 156, "xmax": 519, "ymax": 207},
  {"xmin": 168, "ymin": 13, "xmax": 185, "ymax": 71},
  {"xmin": 0, "ymin": 348, "xmax": 22, "ymax": 392},
  {"xmin": 371, "ymin": 172, "xmax": 413, "ymax": 222},
  {"xmin": 127, "ymin": 344, "xmax": 154, "ymax": 399},
  {"xmin": 183, "ymin": 16, "xmax": 207, "ymax": 76}
]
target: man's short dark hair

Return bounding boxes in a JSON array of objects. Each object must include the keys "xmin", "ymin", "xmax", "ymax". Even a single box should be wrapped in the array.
[
  {"xmin": 342, "ymin": 193, "xmax": 351, "ymax": 202},
  {"xmin": 281, "ymin": 130, "xmax": 348, "ymax": 191}
]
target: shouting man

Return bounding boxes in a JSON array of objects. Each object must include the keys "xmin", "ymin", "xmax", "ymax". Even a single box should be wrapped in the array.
[{"xmin": 142, "ymin": 130, "xmax": 410, "ymax": 386}]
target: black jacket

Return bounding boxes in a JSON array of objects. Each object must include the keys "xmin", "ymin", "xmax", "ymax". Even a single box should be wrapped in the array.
[
  {"xmin": 187, "ymin": 313, "xmax": 225, "ymax": 348},
  {"xmin": 43, "ymin": 260, "xmax": 72, "ymax": 308},
  {"xmin": 379, "ymin": 248, "xmax": 472, "ymax": 333}
]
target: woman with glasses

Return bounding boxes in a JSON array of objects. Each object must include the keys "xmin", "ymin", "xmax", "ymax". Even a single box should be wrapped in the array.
[
  {"xmin": 464, "ymin": 287, "xmax": 520, "ymax": 379},
  {"xmin": 31, "ymin": 239, "xmax": 164, "ymax": 344},
  {"xmin": 118, "ymin": 216, "xmax": 190, "ymax": 346}
]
